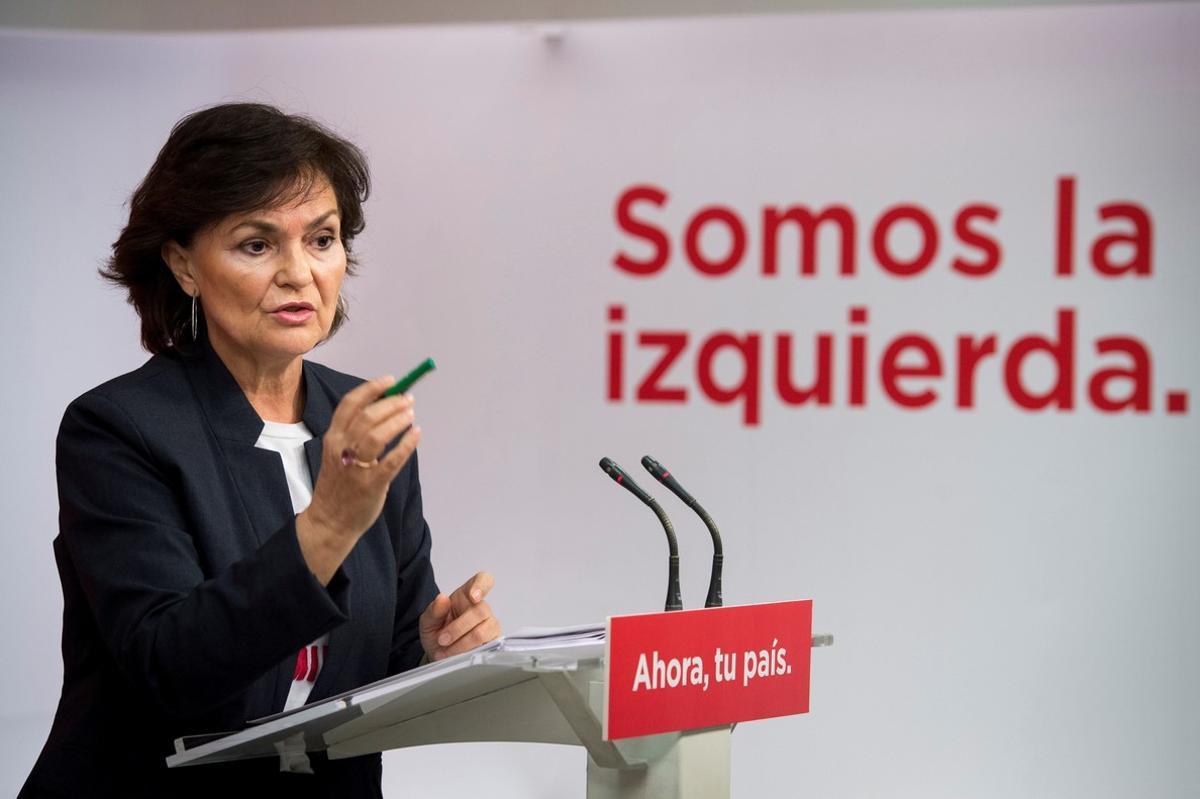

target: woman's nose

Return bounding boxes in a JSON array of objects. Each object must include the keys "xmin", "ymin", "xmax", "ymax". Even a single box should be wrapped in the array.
[{"xmin": 275, "ymin": 241, "xmax": 314, "ymax": 287}]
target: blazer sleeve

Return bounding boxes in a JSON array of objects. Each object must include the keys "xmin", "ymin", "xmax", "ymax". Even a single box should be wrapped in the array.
[
  {"xmin": 57, "ymin": 390, "xmax": 351, "ymax": 719},
  {"xmin": 386, "ymin": 450, "xmax": 439, "ymax": 675}
]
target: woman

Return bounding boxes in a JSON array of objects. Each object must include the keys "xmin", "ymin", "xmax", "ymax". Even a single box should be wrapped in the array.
[{"xmin": 21, "ymin": 103, "xmax": 500, "ymax": 797}]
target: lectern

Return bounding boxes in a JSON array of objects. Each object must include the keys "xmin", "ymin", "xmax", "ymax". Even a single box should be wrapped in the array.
[{"xmin": 170, "ymin": 603, "xmax": 829, "ymax": 799}]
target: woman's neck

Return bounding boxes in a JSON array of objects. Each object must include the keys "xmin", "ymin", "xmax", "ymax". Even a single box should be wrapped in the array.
[{"xmin": 208, "ymin": 335, "xmax": 306, "ymax": 424}]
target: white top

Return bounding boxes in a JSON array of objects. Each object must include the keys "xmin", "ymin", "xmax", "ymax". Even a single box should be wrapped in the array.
[{"xmin": 253, "ymin": 420, "xmax": 329, "ymax": 713}]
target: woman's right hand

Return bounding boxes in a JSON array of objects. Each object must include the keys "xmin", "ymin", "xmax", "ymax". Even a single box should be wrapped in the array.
[{"xmin": 296, "ymin": 375, "xmax": 422, "ymax": 585}]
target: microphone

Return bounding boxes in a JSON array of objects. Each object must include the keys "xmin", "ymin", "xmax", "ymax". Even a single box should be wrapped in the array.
[
  {"xmin": 598, "ymin": 457, "xmax": 683, "ymax": 611},
  {"xmin": 641, "ymin": 456, "xmax": 723, "ymax": 608}
]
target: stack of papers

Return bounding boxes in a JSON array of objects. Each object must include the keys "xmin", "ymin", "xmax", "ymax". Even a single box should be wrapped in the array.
[{"xmin": 499, "ymin": 622, "xmax": 606, "ymax": 651}]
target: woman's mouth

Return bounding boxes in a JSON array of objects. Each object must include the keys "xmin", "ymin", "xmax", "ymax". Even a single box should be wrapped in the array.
[{"xmin": 270, "ymin": 302, "xmax": 315, "ymax": 324}]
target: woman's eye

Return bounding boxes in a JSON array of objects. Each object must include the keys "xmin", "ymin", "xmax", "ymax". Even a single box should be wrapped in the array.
[
  {"xmin": 241, "ymin": 240, "xmax": 269, "ymax": 255},
  {"xmin": 314, "ymin": 234, "xmax": 336, "ymax": 250}
]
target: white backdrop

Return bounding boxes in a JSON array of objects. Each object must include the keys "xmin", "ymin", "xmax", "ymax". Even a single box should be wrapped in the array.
[{"xmin": 2, "ymin": 4, "xmax": 1198, "ymax": 797}]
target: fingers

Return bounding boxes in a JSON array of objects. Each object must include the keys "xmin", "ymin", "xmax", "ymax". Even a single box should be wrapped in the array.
[
  {"xmin": 419, "ymin": 593, "xmax": 451, "ymax": 634},
  {"xmin": 378, "ymin": 425, "xmax": 421, "ymax": 478},
  {"xmin": 434, "ymin": 600, "xmax": 490, "ymax": 646},
  {"xmin": 345, "ymin": 392, "xmax": 412, "ymax": 438},
  {"xmin": 467, "ymin": 571, "xmax": 495, "ymax": 603},
  {"xmin": 349, "ymin": 399, "xmax": 416, "ymax": 462},
  {"xmin": 449, "ymin": 571, "xmax": 494, "ymax": 614},
  {"xmin": 330, "ymin": 375, "xmax": 394, "ymax": 431},
  {"xmin": 431, "ymin": 602, "xmax": 502, "ymax": 659},
  {"xmin": 328, "ymin": 375, "xmax": 418, "ymax": 475},
  {"xmin": 422, "ymin": 573, "xmax": 502, "ymax": 660}
]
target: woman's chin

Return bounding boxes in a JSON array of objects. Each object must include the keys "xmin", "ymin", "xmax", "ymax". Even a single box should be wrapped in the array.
[{"xmin": 245, "ymin": 328, "xmax": 328, "ymax": 363}]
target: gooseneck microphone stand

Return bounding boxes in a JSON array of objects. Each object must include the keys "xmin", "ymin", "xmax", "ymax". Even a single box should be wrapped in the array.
[
  {"xmin": 599, "ymin": 457, "xmax": 683, "ymax": 611},
  {"xmin": 641, "ymin": 456, "xmax": 723, "ymax": 608}
]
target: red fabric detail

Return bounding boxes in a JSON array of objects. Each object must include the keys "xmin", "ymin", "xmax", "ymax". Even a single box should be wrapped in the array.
[
  {"xmin": 291, "ymin": 643, "xmax": 330, "ymax": 686},
  {"xmin": 306, "ymin": 645, "xmax": 319, "ymax": 682}
]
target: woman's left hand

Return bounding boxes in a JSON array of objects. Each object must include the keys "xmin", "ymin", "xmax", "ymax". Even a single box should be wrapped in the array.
[{"xmin": 419, "ymin": 571, "xmax": 502, "ymax": 661}]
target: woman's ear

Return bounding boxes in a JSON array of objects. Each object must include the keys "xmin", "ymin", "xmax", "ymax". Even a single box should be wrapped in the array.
[{"xmin": 161, "ymin": 240, "xmax": 198, "ymax": 296}]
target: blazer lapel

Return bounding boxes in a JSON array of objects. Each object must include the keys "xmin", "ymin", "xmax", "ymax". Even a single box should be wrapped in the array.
[{"xmin": 182, "ymin": 342, "xmax": 294, "ymax": 552}]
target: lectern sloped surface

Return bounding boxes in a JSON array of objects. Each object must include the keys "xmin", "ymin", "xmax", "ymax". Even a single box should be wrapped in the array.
[
  {"xmin": 169, "ymin": 631, "xmax": 605, "ymax": 768},
  {"xmin": 170, "ymin": 609, "xmax": 825, "ymax": 799}
]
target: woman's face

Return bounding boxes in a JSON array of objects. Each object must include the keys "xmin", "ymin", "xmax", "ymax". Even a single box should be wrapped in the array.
[{"xmin": 165, "ymin": 178, "xmax": 346, "ymax": 371}]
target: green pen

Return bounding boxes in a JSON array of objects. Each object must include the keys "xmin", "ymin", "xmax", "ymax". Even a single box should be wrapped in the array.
[{"xmin": 383, "ymin": 357, "xmax": 436, "ymax": 397}]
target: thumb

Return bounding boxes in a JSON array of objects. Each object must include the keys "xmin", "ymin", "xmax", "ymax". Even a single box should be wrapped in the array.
[{"xmin": 420, "ymin": 593, "xmax": 452, "ymax": 633}]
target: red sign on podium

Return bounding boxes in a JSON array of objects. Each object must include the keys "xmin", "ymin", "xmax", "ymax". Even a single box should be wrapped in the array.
[{"xmin": 604, "ymin": 600, "xmax": 812, "ymax": 740}]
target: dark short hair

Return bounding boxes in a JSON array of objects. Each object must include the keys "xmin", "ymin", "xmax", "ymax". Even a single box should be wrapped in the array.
[{"xmin": 102, "ymin": 102, "xmax": 370, "ymax": 354}]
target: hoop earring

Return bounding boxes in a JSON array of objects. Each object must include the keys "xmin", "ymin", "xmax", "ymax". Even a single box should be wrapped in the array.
[{"xmin": 191, "ymin": 294, "xmax": 198, "ymax": 341}]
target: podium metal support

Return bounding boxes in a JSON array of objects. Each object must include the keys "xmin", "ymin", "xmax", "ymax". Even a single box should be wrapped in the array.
[
  {"xmin": 535, "ymin": 659, "xmax": 731, "ymax": 799},
  {"xmin": 585, "ymin": 726, "xmax": 731, "ymax": 799}
]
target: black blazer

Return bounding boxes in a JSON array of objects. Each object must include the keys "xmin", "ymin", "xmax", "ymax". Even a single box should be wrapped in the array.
[{"xmin": 22, "ymin": 343, "xmax": 439, "ymax": 798}]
